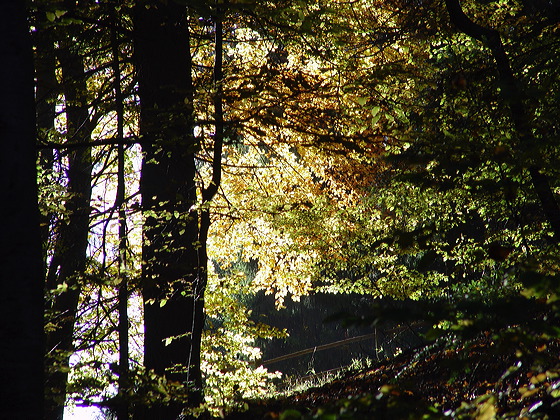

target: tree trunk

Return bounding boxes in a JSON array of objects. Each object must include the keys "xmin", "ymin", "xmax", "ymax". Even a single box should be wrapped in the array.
[
  {"xmin": 134, "ymin": 1, "xmax": 202, "ymax": 418},
  {"xmin": 112, "ymin": 6, "xmax": 130, "ymax": 419},
  {"xmin": 44, "ymin": 22, "xmax": 93, "ymax": 420},
  {"xmin": 0, "ymin": 2, "xmax": 45, "ymax": 419}
]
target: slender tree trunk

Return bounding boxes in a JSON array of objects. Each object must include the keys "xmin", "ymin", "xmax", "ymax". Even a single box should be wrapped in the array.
[
  {"xmin": 195, "ymin": 8, "xmax": 225, "ymax": 392},
  {"xmin": 44, "ymin": 23, "xmax": 93, "ymax": 420},
  {"xmin": 445, "ymin": 0, "xmax": 560, "ymax": 243},
  {"xmin": 0, "ymin": 2, "xmax": 45, "ymax": 419},
  {"xmin": 134, "ymin": 1, "xmax": 201, "ymax": 418},
  {"xmin": 112, "ymin": 6, "xmax": 130, "ymax": 419}
]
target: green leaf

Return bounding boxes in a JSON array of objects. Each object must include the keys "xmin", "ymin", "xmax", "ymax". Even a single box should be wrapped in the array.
[
  {"xmin": 356, "ymin": 97, "xmax": 368, "ymax": 106},
  {"xmin": 280, "ymin": 409, "xmax": 302, "ymax": 420}
]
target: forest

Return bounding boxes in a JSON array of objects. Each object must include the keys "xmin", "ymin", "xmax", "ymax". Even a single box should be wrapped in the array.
[{"xmin": 1, "ymin": 0, "xmax": 560, "ymax": 419}]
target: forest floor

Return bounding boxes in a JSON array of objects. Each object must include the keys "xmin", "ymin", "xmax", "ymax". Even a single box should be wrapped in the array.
[{"xmin": 224, "ymin": 329, "xmax": 560, "ymax": 419}]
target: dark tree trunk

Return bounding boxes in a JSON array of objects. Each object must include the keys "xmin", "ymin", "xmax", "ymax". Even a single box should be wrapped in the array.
[
  {"xmin": 0, "ymin": 2, "xmax": 45, "ymax": 419},
  {"xmin": 111, "ymin": 6, "xmax": 130, "ymax": 419},
  {"xmin": 134, "ymin": 1, "xmax": 202, "ymax": 418},
  {"xmin": 44, "ymin": 21, "xmax": 93, "ymax": 420},
  {"xmin": 196, "ymin": 10, "xmax": 225, "ymax": 400}
]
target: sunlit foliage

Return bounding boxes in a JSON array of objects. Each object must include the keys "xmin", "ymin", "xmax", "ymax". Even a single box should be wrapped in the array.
[{"xmin": 34, "ymin": 0, "xmax": 560, "ymax": 416}]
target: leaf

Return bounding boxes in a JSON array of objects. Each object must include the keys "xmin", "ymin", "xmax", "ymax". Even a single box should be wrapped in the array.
[
  {"xmin": 475, "ymin": 394, "xmax": 497, "ymax": 420},
  {"xmin": 356, "ymin": 97, "xmax": 368, "ymax": 106},
  {"xmin": 46, "ymin": 9, "xmax": 66, "ymax": 22},
  {"xmin": 55, "ymin": 282, "xmax": 68, "ymax": 294},
  {"xmin": 370, "ymin": 106, "xmax": 381, "ymax": 117},
  {"xmin": 279, "ymin": 409, "xmax": 302, "ymax": 420}
]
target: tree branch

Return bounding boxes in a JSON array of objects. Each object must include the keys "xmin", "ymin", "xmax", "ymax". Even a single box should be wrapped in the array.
[
  {"xmin": 445, "ymin": 0, "xmax": 560, "ymax": 243},
  {"xmin": 37, "ymin": 135, "xmax": 141, "ymax": 150}
]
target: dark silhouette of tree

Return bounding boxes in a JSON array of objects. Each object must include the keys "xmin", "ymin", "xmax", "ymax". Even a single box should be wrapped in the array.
[
  {"xmin": 0, "ymin": 1, "xmax": 45, "ymax": 419},
  {"xmin": 43, "ymin": 3, "xmax": 94, "ymax": 417},
  {"xmin": 133, "ymin": 1, "xmax": 203, "ymax": 417},
  {"xmin": 111, "ymin": 5, "xmax": 130, "ymax": 419}
]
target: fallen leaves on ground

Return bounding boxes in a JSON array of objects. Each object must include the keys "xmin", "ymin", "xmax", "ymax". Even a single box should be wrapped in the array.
[{"xmin": 224, "ymin": 328, "xmax": 560, "ymax": 419}]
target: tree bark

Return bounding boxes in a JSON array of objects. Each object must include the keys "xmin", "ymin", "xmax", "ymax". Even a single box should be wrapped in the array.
[
  {"xmin": 0, "ymin": 2, "xmax": 45, "ymax": 419},
  {"xmin": 195, "ymin": 9, "xmax": 225, "ymax": 397},
  {"xmin": 134, "ymin": 1, "xmax": 202, "ymax": 417},
  {"xmin": 44, "ymin": 17, "xmax": 93, "ymax": 420},
  {"xmin": 112, "ymin": 6, "xmax": 130, "ymax": 419}
]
